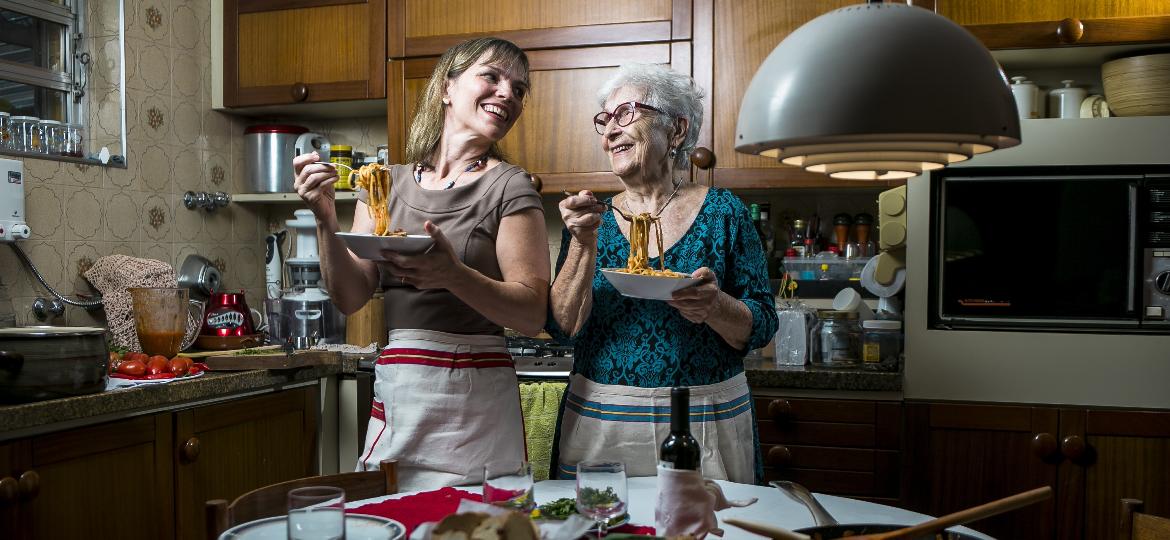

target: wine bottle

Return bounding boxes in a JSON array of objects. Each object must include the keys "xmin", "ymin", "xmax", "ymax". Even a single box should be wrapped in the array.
[{"xmin": 659, "ymin": 387, "xmax": 701, "ymax": 470}]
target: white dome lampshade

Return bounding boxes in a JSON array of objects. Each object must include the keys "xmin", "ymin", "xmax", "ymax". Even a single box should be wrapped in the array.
[{"xmin": 734, "ymin": 2, "xmax": 1020, "ymax": 180}]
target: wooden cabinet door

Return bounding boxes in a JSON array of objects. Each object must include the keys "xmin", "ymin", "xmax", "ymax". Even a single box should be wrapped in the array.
[
  {"xmin": 0, "ymin": 440, "xmax": 30, "ymax": 540},
  {"xmin": 223, "ymin": 0, "xmax": 387, "ymax": 107},
  {"xmin": 19, "ymin": 414, "xmax": 174, "ymax": 540},
  {"xmin": 174, "ymin": 386, "xmax": 319, "ymax": 540},
  {"xmin": 1056, "ymin": 408, "xmax": 1170, "ymax": 540},
  {"xmin": 904, "ymin": 403, "xmax": 1060, "ymax": 540},
  {"xmin": 391, "ymin": 0, "xmax": 688, "ymax": 58},
  {"xmin": 707, "ymin": 0, "xmax": 910, "ymax": 189},
  {"xmin": 387, "ymin": 43, "xmax": 690, "ymax": 193},
  {"xmin": 933, "ymin": 0, "xmax": 1170, "ymax": 49}
]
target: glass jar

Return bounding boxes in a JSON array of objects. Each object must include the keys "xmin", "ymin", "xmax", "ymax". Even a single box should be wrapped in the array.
[
  {"xmin": 62, "ymin": 123, "xmax": 85, "ymax": 157},
  {"xmin": 40, "ymin": 119, "xmax": 64, "ymax": 155},
  {"xmin": 330, "ymin": 144, "xmax": 354, "ymax": 190},
  {"xmin": 810, "ymin": 310, "xmax": 862, "ymax": 368},
  {"xmin": 11, "ymin": 116, "xmax": 42, "ymax": 153},
  {"xmin": 862, "ymin": 319, "xmax": 903, "ymax": 372},
  {"xmin": 775, "ymin": 300, "xmax": 816, "ymax": 366},
  {"xmin": 0, "ymin": 112, "xmax": 10, "ymax": 150}
]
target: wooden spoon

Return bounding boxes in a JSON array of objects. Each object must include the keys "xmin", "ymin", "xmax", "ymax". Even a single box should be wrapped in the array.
[
  {"xmin": 724, "ymin": 517, "xmax": 811, "ymax": 540},
  {"xmin": 850, "ymin": 486, "xmax": 1052, "ymax": 540}
]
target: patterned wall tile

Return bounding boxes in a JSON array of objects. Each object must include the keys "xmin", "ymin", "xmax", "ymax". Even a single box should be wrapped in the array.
[
  {"xmin": 139, "ymin": 242, "xmax": 170, "ymax": 264},
  {"xmin": 207, "ymin": 245, "xmax": 233, "ymax": 288},
  {"xmin": 134, "ymin": 92, "xmax": 170, "ymax": 142},
  {"xmin": 202, "ymin": 109, "xmax": 234, "ymax": 153},
  {"xmin": 172, "ymin": 243, "xmax": 201, "ymax": 274},
  {"xmin": 25, "ymin": 184, "xmax": 64, "ymax": 241},
  {"xmin": 204, "ymin": 152, "xmax": 228, "ymax": 189},
  {"xmin": 64, "ymin": 189, "xmax": 104, "ymax": 241},
  {"xmin": 22, "ymin": 159, "xmax": 61, "ymax": 184},
  {"xmin": 172, "ymin": 3, "xmax": 204, "ymax": 51},
  {"xmin": 232, "ymin": 203, "xmax": 261, "ymax": 243},
  {"xmin": 172, "ymin": 101, "xmax": 202, "ymax": 146},
  {"xmin": 66, "ymin": 305, "xmax": 106, "ymax": 328},
  {"xmin": 204, "ymin": 205, "xmax": 233, "ymax": 242},
  {"xmin": 235, "ymin": 245, "xmax": 262, "ymax": 289},
  {"xmin": 87, "ymin": 0, "xmax": 131, "ymax": 39},
  {"xmin": 172, "ymin": 194, "xmax": 204, "ymax": 242},
  {"xmin": 141, "ymin": 192, "xmax": 171, "ymax": 242},
  {"xmin": 20, "ymin": 241, "xmax": 66, "ymax": 293},
  {"xmin": 137, "ymin": 144, "xmax": 173, "ymax": 193},
  {"xmin": 90, "ymin": 36, "xmax": 123, "ymax": 93},
  {"xmin": 124, "ymin": 38, "xmax": 147, "ymax": 92},
  {"xmin": 106, "ymin": 143, "xmax": 142, "ymax": 190},
  {"xmin": 172, "ymin": 148, "xmax": 203, "ymax": 194},
  {"xmin": 141, "ymin": 4, "xmax": 170, "ymax": 44},
  {"xmin": 0, "ymin": 246, "xmax": 31, "ymax": 293},
  {"xmin": 107, "ymin": 242, "xmax": 139, "ymax": 258},
  {"xmin": 137, "ymin": 42, "xmax": 171, "ymax": 95},
  {"xmin": 65, "ymin": 242, "xmax": 102, "ymax": 294},
  {"xmin": 61, "ymin": 162, "xmax": 105, "ymax": 189},
  {"xmin": 171, "ymin": 50, "xmax": 201, "ymax": 100},
  {"xmin": 105, "ymin": 191, "xmax": 141, "ymax": 242}
]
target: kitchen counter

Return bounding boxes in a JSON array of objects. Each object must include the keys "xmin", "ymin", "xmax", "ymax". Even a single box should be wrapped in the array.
[
  {"xmin": 0, "ymin": 361, "xmax": 344, "ymax": 441},
  {"xmin": 743, "ymin": 357, "xmax": 902, "ymax": 392}
]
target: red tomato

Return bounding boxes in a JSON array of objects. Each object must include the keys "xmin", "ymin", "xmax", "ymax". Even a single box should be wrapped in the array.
[
  {"xmin": 168, "ymin": 357, "xmax": 190, "ymax": 376},
  {"xmin": 108, "ymin": 352, "xmax": 122, "ymax": 374},
  {"xmin": 117, "ymin": 360, "xmax": 146, "ymax": 376},
  {"xmin": 146, "ymin": 357, "xmax": 169, "ymax": 376},
  {"xmin": 124, "ymin": 352, "xmax": 149, "ymax": 364}
]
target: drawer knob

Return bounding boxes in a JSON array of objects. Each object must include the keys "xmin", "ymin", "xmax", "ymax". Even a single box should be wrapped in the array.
[
  {"xmin": 767, "ymin": 399, "xmax": 793, "ymax": 422},
  {"xmin": 766, "ymin": 445, "xmax": 792, "ymax": 468},
  {"xmin": 0, "ymin": 477, "xmax": 17, "ymax": 504},
  {"xmin": 18, "ymin": 470, "xmax": 39, "ymax": 501},
  {"xmin": 1056, "ymin": 18, "xmax": 1083, "ymax": 44},
  {"xmin": 1061, "ymin": 435, "xmax": 1090, "ymax": 464},
  {"xmin": 291, "ymin": 82, "xmax": 309, "ymax": 102},
  {"xmin": 1031, "ymin": 432, "xmax": 1059, "ymax": 461},
  {"xmin": 182, "ymin": 437, "xmax": 202, "ymax": 462}
]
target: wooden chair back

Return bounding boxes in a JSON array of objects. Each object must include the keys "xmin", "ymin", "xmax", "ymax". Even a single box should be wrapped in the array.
[
  {"xmin": 205, "ymin": 459, "xmax": 398, "ymax": 540},
  {"xmin": 1121, "ymin": 498, "xmax": 1170, "ymax": 540}
]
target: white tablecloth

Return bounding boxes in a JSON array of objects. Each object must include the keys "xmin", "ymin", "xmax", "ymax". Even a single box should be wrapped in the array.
[{"xmin": 349, "ymin": 477, "xmax": 992, "ymax": 539}]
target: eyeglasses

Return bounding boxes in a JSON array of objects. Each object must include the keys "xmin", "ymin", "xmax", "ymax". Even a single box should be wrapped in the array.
[{"xmin": 593, "ymin": 101, "xmax": 663, "ymax": 134}]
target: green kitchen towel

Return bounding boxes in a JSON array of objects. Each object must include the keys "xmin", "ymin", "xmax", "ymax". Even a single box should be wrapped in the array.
[{"xmin": 519, "ymin": 381, "xmax": 566, "ymax": 481}]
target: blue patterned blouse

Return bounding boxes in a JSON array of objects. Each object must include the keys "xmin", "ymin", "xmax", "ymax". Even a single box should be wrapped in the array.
[{"xmin": 548, "ymin": 188, "xmax": 778, "ymax": 387}]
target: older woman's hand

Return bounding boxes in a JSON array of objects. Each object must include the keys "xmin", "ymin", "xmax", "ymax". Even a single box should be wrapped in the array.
[
  {"xmin": 293, "ymin": 152, "xmax": 339, "ymax": 218},
  {"xmin": 559, "ymin": 190, "xmax": 607, "ymax": 244},
  {"xmin": 668, "ymin": 267, "xmax": 724, "ymax": 324},
  {"xmin": 381, "ymin": 221, "xmax": 468, "ymax": 290}
]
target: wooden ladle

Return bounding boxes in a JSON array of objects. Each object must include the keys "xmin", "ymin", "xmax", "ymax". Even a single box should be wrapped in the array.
[{"xmin": 851, "ymin": 486, "xmax": 1052, "ymax": 540}]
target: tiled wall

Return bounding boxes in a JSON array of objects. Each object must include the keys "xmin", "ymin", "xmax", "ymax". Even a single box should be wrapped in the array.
[{"xmin": 0, "ymin": 1, "xmax": 266, "ymax": 328}]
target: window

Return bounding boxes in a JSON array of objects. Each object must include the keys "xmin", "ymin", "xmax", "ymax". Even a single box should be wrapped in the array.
[{"xmin": 0, "ymin": 0, "xmax": 116, "ymax": 164}]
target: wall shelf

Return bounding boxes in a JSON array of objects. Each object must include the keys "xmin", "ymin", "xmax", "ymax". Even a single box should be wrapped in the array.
[{"xmin": 232, "ymin": 192, "xmax": 360, "ymax": 203}]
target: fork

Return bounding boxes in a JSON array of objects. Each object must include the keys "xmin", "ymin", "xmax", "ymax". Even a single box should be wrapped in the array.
[
  {"xmin": 562, "ymin": 190, "xmax": 633, "ymax": 221},
  {"xmin": 311, "ymin": 162, "xmax": 391, "ymax": 174}
]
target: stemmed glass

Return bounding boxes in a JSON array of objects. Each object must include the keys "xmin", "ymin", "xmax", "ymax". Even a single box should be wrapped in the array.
[{"xmin": 575, "ymin": 461, "xmax": 628, "ymax": 539}]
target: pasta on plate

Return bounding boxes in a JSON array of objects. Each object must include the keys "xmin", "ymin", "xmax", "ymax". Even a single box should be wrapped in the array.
[
  {"xmin": 615, "ymin": 212, "xmax": 686, "ymax": 278},
  {"xmin": 352, "ymin": 163, "xmax": 408, "ymax": 237}
]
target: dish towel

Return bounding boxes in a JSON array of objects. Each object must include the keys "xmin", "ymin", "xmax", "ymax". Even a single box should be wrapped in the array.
[
  {"xmin": 519, "ymin": 381, "xmax": 566, "ymax": 481},
  {"xmin": 655, "ymin": 466, "xmax": 757, "ymax": 538}
]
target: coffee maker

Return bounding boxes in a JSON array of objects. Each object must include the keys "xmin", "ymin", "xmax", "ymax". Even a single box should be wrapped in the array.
[{"xmin": 266, "ymin": 209, "xmax": 346, "ymax": 348}]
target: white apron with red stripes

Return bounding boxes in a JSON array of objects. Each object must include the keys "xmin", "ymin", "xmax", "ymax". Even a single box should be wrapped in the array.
[{"xmin": 357, "ymin": 329, "xmax": 526, "ymax": 490}]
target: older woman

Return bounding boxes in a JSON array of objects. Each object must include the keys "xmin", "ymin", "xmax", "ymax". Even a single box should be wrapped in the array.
[
  {"xmin": 549, "ymin": 64, "xmax": 777, "ymax": 484},
  {"xmin": 292, "ymin": 38, "xmax": 549, "ymax": 490}
]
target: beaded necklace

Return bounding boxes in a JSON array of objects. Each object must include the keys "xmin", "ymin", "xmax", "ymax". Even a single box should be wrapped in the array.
[{"xmin": 413, "ymin": 155, "xmax": 489, "ymax": 190}]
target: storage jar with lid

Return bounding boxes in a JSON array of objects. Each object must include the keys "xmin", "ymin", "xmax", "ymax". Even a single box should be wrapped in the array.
[
  {"xmin": 862, "ymin": 319, "xmax": 902, "ymax": 372},
  {"xmin": 330, "ymin": 144, "xmax": 354, "ymax": 190},
  {"xmin": 0, "ymin": 112, "xmax": 10, "ymax": 149},
  {"xmin": 243, "ymin": 124, "xmax": 309, "ymax": 193},
  {"xmin": 810, "ymin": 310, "xmax": 862, "ymax": 368},
  {"xmin": 11, "ymin": 116, "xmax": 42, "ymax": 153},
  {"xmin": 40, "ymin": 119, "xmax": 64, "ymax": 155},
  {"xmin": 1009, "ymin": 76, "xmax": 1042, "ymax": 119},
  {"xmin": 1048, "ymin": 80, "xmax": 1087, "ymax": 119}
]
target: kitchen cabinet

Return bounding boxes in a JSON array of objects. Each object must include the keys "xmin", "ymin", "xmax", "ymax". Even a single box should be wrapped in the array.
[
  {"xmin": 0, "ymin": 414, "xmax": 175, "ymax": 540},
  {"xmin": 904, "ymin": 403, "xmax": 1170, "ymax": 540},
  {"xmin": 387, "ymin": 43, "xmax": 690, "ymax": 193},
  {"xmin": 707, "ymin": 0, "xmax": 910, "ymax": 189},
  {"xmin": 389, "ymin": 0, "xmax": 689, "ymax": 59},
  {"xmin": 930, "ymin": 0, "xmax": 1170, "ymax": 49},
  {"xmin": 222, "ymin": 0, "xmax": 387, "ymax": 107},
  {"xmin": 175, "ymin": 386, "xmax": 319, "ymax": 540},
  {"xmin": 756, "ymin": 396, "xmax": 902, "ymax": 504}
]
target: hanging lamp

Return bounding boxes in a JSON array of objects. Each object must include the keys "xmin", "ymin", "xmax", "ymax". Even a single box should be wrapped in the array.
[{"xmin": 734, "ymin": 1, "xmax": 1020, "ymax": 180}]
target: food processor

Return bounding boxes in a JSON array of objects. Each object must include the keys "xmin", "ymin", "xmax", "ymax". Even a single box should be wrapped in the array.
[{"xmin": 266, "ymin": 210, "xmax": 346, "ymax": 348}]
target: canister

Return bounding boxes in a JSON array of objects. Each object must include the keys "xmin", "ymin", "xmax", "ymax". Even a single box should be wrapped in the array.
[
  {"xmin": 0, "ymin": 112, "xmax": 10, "ymax": 150},
  {"xmin": 330, "ymin": 145, "xmax": 355, "ymax": 190},
  {"xmin": 39, "ymin": 119, "xmax": 64, "ymax": 155},
  {"xmin": 11, "ymin": 116, "xmax": 42, "ymax": 153},
  {"xmin": 1010, "ymin": 76, "xmax": 1042, "ymax": 119},
  {"xmin": 1049, "ymin": 80, "xmax": 1087, "ymax": 119},
  {"xmin": 810, "ymin": 310, "xmax": 862, "ymax": 368},
  {"xmin": 243, "ymin": 124, "xmax": 309, "ymax": 193},
  {"xmin": 862, "ymin": 319, "xmax": 902, "ymax": 372}
]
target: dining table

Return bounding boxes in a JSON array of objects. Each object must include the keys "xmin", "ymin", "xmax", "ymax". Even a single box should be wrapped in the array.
[{"xmin": 346, "ymin": 477, "xmax": 993, "ymax": 539}]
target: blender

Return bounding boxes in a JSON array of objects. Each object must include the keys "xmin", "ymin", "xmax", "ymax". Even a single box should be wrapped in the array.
[{"xmin": 267, "ymin": 209, "xmax": 346, "ymax": 348}]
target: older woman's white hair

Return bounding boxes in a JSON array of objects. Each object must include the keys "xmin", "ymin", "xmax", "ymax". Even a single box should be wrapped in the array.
[{"xmin": 596, "ymin": 63, "xmax": 705, "ymax": 170}]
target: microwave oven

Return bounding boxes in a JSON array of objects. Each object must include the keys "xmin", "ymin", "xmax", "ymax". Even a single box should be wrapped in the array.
[{"xmin": 928, "ymin": 165, "xmax": 1170, "ymax": 333}]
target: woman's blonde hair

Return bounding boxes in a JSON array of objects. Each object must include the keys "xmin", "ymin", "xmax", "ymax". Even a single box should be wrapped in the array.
[{"xmin": 405, "ymin": 38, "xmax": 529, "ymax": 165}]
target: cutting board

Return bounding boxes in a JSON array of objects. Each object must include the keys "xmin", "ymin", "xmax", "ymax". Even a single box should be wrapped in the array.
[{"xmin": 201, "ymin": 350, "xmax": 341, "ymax": 371}]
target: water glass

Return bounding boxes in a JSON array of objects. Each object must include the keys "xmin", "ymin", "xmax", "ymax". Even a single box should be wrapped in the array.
[
  {"xmin": 483, "ymin": 460, "xmax": 535, "ymax": 512},
  {"xmin": 575, "ymin": 461, "xmax": 628, "ymax": 539},
  {"xmin": 287, "ymin": 486, "xmax": 346, "ymax": 540}
]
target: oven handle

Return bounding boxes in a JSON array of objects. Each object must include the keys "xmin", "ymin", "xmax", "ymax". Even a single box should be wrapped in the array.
[{"xmin": 1128, "ymin": 183, "xmax": 1138, "ymax": 314}]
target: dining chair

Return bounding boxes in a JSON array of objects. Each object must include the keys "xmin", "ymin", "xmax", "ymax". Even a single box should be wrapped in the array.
[
  {"xmin": 205, "ymin": 459, "xmax": 398, "ymax": 540},
  {"xmin": 1120, "ymin": 498, "xmax": 1170, "ymax": 540}
]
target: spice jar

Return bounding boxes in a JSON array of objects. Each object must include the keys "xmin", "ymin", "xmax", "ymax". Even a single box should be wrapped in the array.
[
  {"xmin": 40, "ymin": 119, "xmax": 64, "ymax": 155},
  {"xmin": 62, "ymin": 123, "xmax": 85, "ymax": 157},
  {"xmin": 0, "ymin": 112, "xmax": 11, "ymax": 150},
  {"xmin": 330, "ymin": 144, "xmax": 354, "ymax": 190},
  {"xmin": 810, "ymin": 310, "xmax": 862, "ymax": 368},
  {"xmin": 11, "ymin": 116, "xmax": 42, "ymax": 153},
  {"xmin": 862, "ymin": 319, "xmax": 902, "ymax": 372}
]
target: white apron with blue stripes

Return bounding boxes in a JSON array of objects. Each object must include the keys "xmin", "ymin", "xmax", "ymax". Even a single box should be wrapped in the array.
[{"xmin": 556, "ymin": 372, "xmax": 755, "ymax": 483}]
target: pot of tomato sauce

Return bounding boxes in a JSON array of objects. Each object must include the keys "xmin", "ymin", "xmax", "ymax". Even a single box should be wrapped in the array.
[{"xmin": 0, "ymin": 326, "xmax": 109, "ymax": 404}]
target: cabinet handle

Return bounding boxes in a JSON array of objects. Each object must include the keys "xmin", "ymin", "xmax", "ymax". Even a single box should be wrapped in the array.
[
  {"xmin": 1061, "ymin": 435, "xmax": 1088, "ymax": 463},
  {"xmin": 766, "ymin": 445, "xmax": 792, "ymax": 468},
  {"xmin": 1031, "ymin": 433, "xmax": 1059, "ymax": 461},
  {"xmin": 767, "ymin": 399, "xmax": 793, "ymax": 423},
  {"xmin": 182, "ymin": 437, "xmax": 202, "ymax": 462},
  {"xmin": 17, "ymin": 470, "xmax": 39, "ymax": 501},
  {"xmin": 1056, "ymin": 18, "xmax": 1084, "ymax": 44},
  {"xmin": 291, "ymin": 82, "xmax": 309, "ymax": 102},
  {"xmin": 0, "ymin": 477, "xmax": 17, "ymax": 504}
]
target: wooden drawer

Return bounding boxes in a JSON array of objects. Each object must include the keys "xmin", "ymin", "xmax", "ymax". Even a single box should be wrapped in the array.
[
  {"xmin": 759, "ymin": 420, "xmax": 875, "ymax": 447},
  {"xmin": 755, "ymin": 398, "xmax": 875, "ymax": 424},
  {"xmin": 763, "ymin": 445, "xmax": 900, "ymax": 497}
]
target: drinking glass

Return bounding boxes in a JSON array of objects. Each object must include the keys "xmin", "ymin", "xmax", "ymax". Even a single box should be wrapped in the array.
[
  {"xmin": 575, "ymin": 461, "xmax": 627, "ymax": 539},
  {"xmin": 287, "ymin": 486, "xmax": 346, "ymax": 540},
  {"xmin": 483, "ymin": 460, "xmax": 535, "ymax": 512}
]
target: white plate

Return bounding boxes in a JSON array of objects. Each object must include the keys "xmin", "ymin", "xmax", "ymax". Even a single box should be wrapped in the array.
[
  {"xmin": 337, "ymin": 232, "xmax": 434, "ymax": 260},
  {"xmin": 600, "ymin": 268, "xmax": 700, "ymax": 301},
  {"xmin": 219, "ymin": 513, "xmax": 404, "ymax": 540}
]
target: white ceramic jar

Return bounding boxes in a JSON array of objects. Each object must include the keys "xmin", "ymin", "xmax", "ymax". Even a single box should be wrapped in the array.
[
  {"xmin": 1049, "ymin": 80, "xmax": 1088, "ymax": 119},
  {"xmin": 1010, "ymin": 76, "xmax": 1042, "ymax": 119}
]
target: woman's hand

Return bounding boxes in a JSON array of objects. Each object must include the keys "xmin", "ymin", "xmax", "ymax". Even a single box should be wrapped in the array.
[
  {"xmin": 293, "ymin": 152, "xmax": 339, "ymax": 218},
  {"xmin": 559, "ymin": 190, "xmax": 606, "ymax": 244},
  {"xmin": 381, "ymin": 221, "xmax": 468, "ymax": 290},
  {"xmin": 668, "ymin": 267, "xmax": 723, "ymax": 324}
]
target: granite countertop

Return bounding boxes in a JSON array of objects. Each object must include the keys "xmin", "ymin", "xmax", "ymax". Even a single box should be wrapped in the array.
[
  {"xmin": 743, "ymin": 357, "xmax": 902, "ymax": 392},
  {"xmin": 0, "ymin": 361, "xmax": 344, "ymax": 441}
]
